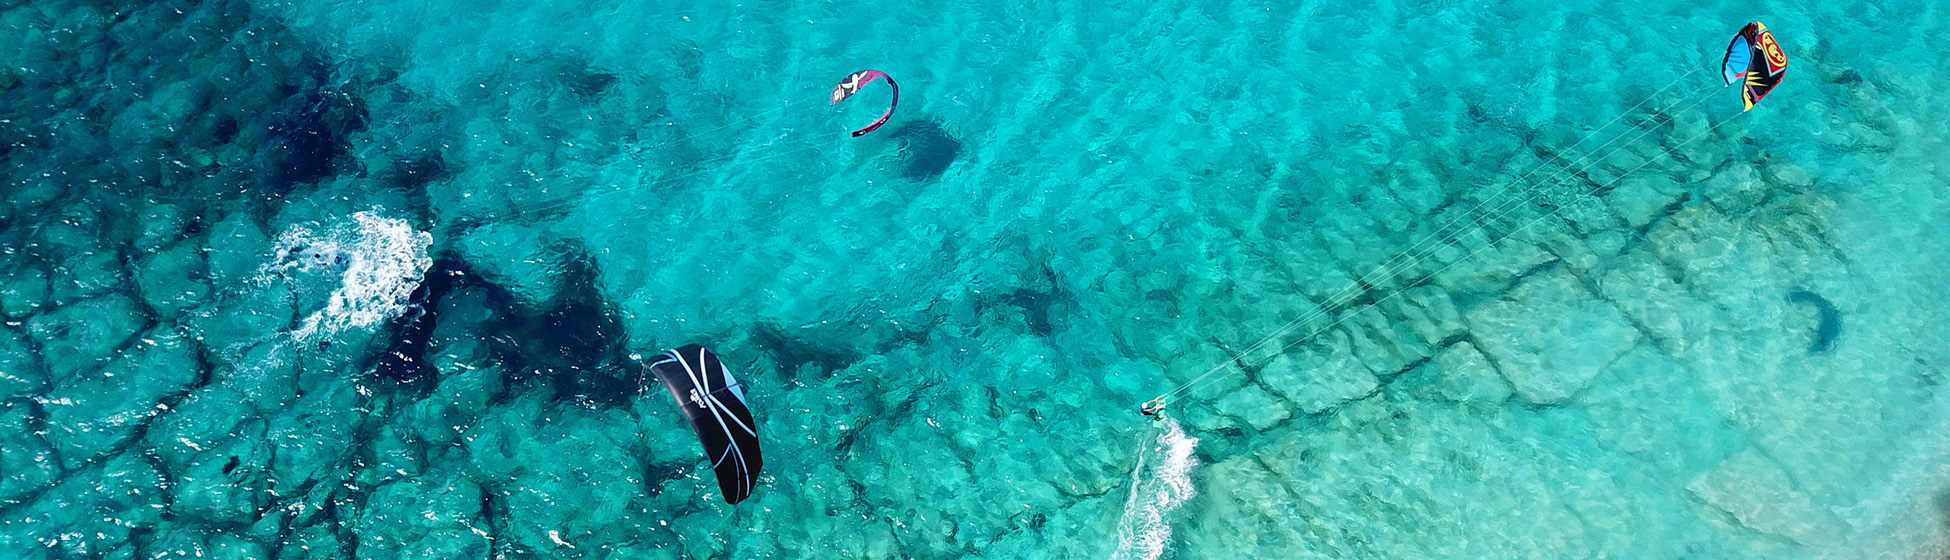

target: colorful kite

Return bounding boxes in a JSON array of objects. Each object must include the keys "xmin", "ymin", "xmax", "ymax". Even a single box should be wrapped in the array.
[
  {"xmin": 1723, "ymin": 21, "xmax": 1787, "ymax": 111},
  {"xmin": 831, "ymin": 69, "xmax": 898, "ymax": 137}
]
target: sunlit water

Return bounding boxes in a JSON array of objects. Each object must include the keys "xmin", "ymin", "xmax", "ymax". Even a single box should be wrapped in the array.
[{"xmin": 1, "ymin": 0, "xmax": 1946, "ymax": 558}]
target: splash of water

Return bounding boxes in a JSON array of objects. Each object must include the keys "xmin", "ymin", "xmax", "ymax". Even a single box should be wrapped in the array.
[
  {"xmin": 266, "ymin": 211, "xmax": 433, "ymax": 341},
  {"xmin": 1112, "ymin": 418, "xmax": 1199, "ymax": 560}
]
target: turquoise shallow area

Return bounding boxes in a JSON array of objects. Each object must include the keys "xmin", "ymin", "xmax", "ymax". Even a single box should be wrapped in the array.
[{"xmin": 3, "ymin": 0, "xmax": 1948, "ymax": 558}]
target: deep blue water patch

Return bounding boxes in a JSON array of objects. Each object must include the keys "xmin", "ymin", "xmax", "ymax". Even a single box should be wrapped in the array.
[
  {"xmin": 381, "ymin": 149, "xmax": 450, "ymax": 225},
  {"xmin": 986, "ymin": 262, "xmax": 1069, "ymax": 337},
  {"xmin": 212, "ymin": 116, "xmax": 241, "ymax": 145},
  {"xmin": 528, "ymin": 245, "xmax": 635, "ymax": 405},
  {"xmin": 891, "ymin": 119, "xmax": 963, "ymax": 181},
  {"xmin": 385, "ymin": 150, "xmax": 451, "ymax": 193},
  {"xmin": 368, "ymin": 257, "xmax": 468, "ymax": 395},
  {"xmin": 271, "ymin": 84, "xmax": 368, "ymax": 189},
  {"xmin": 560, "ymin": 62, "xmax": 620, "ymax": 99},
  {"xmin": 750, "ymin": 323, "xmax": 862, "ymax": 381},
  {"xmin": 365, "ymin": 243, "xmax": 632, "ymax": 405}
]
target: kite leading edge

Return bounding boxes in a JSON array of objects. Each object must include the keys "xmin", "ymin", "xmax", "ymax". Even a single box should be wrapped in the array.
[
  {"xmin": 831, "ymin": 69, "xmax": 899, "ymax": 137},
  {"xmin": 1723, "ymin": 21, "xmax": 1787, "ymax": 111},
  {"xmin": 645, "ymin": 345, "xmax": 764, "ymax": 504}
]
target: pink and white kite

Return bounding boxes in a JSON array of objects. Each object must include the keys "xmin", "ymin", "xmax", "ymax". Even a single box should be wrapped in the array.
[{"xmin": 830, "ymin": 69, "xmax": 898, "ymax": 137}]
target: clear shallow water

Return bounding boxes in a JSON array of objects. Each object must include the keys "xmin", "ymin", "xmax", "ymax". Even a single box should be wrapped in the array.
[{"xmin": 1, "ymin": 0, "xmax": 1947, "ymax": 558}]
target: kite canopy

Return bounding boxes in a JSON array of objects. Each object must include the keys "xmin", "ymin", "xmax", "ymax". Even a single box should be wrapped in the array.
[
  {"xmin": 831, "ymin": 69, "xmax": 898, "ymax": 137},
  {"xmin": 1723, "ymin": 21, "xmax": 1786, "ymax": 111},
  {"xmin": 646, "ymin": 345, "xmax": 763, "ymax": 504}
]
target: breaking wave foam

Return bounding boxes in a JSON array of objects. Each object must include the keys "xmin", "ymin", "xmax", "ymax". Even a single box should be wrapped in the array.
[
  {"xmin": 266, "ymin": 211, "xmax": 433, "ymax": 340},
  {"xmin": 1112, "ymin": 418, "xmax": 1199, "ymax": 560}
]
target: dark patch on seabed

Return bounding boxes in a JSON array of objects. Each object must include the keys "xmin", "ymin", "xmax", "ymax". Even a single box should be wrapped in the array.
[
  {"xmin": 891, "ymin": 119, "xmax": 964, "ymax": 181},
  {"xmin": 381, "ymin": 149, "xmax": 451, "ymax": 226},
  {"xmin": 530, "ymin": 246, "xmax": 637, "ymax": 403},
  {"xmin": 365, "ymin": 243, "xmax": 634, "ymax": 405},
  {"xmin": 983, "ymin": 260, "xmax": 1072, "ymax": 338},
  {"xmin": 752, "ymin": 323, "xmax": 863, "ymax": 380},
  {"xmin": 368, "ymin": 257, "xmax": 469, "ymax": 395},
  {"xmin": 271, "ymin": 81, "xmax": 368, "ymax": 189},
  {"xmin": 1786, "ymin": 289, "xmax": 1841, "ymax": 354},
  {"xmin": 0, "ymin": 121, "xmax": 17, "ymax": 159},
  {"xmin": 640, "ymin": 460, "xmax": 698, "ymax": 498},
  {"xmin": 563, "ymin": 64, "xmax": 620, "ymax": 98}
]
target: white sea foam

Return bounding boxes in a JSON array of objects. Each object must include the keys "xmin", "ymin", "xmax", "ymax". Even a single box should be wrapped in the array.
[
  {"xmin": 266, "ymin": 211, "xmax": 433, "ymax": 341},
  {"xmin": 1112, "ymin": 418, "xmax": 1199, "ymax": 560}
]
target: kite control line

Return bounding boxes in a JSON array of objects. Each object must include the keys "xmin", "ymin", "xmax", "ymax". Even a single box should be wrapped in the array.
[{"xmin": 1138, "ymin": 21, "xmax": 1785, "ymax": 413}]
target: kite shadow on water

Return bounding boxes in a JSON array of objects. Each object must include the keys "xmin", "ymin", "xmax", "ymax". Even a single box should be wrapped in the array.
[
  {"xmin": 1786, "ymin": 289, "xmax": 1840, "ymax": 354},
  {"xmin": 889, "ymin": 118, "xmax": 964, "ymax": 182}
]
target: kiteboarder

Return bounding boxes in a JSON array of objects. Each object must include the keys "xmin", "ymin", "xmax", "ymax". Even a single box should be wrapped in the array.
[
  {"xmin": 1139, "ymin": 397, "xmax": 1166, "ymax": 421},
  {"xmin": 1133, "ymin": 21, "xmax": 1789, "ymax": 421}
]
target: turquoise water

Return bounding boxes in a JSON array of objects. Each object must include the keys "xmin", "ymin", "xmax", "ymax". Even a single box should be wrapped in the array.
[{"xmin": 2, "ymin": 0, "xmax": 1947, "ymax": 557}]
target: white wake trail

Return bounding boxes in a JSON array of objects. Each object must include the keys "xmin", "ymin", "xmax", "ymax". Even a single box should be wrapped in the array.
[
  {"xmin": 1112, "ymin": 418, "xmax": 1199, "ymax": 560},
  {"xmin": 266, "ymin": 211, "xmax": 433, "ymax": 341}
]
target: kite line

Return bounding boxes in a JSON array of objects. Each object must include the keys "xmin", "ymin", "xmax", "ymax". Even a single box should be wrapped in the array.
[
  {"xmin": 1141, "ymin": 56, "xmax": 1765, "ymax": 413},
  {"xmin": 1152, "ymin": 70, "xmax": 1712, "ymax": 402},
  {"xmin": 1148, "ymin": 104, "xmax": 1745, "ymax": 411},
  {"xmin": 496, "ymin": 70, "xmax": 913, "ymax": 221}
]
